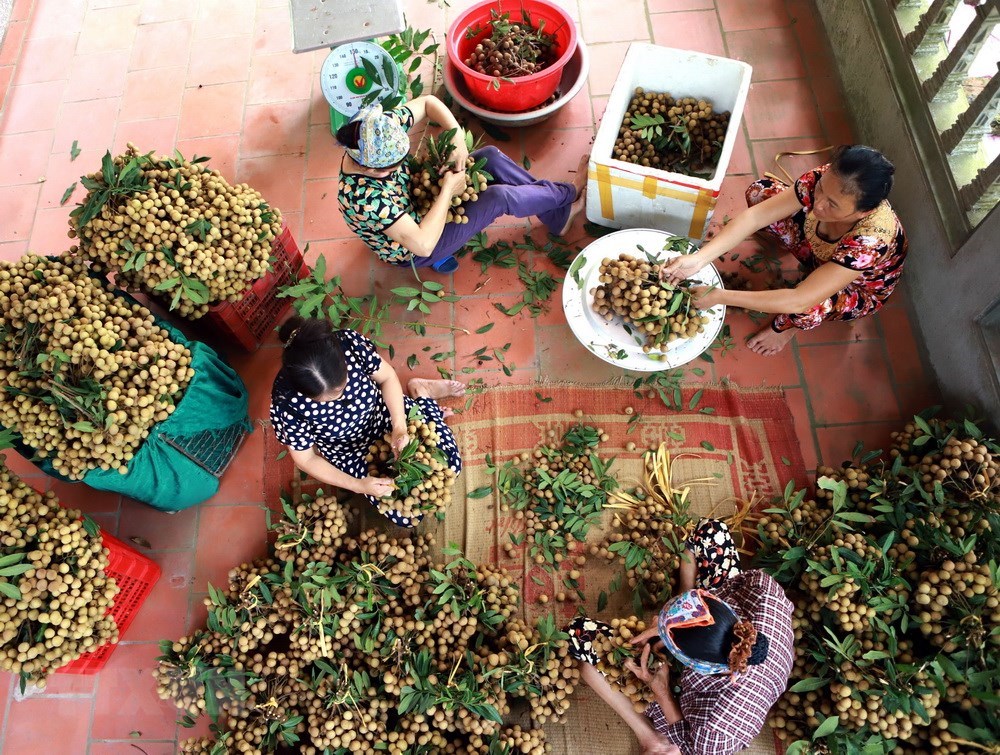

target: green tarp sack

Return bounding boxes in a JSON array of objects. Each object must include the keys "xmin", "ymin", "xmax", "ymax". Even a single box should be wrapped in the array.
[{"xmin": 5, "ymin": 309, "xmax": 251, "ymax": 512}]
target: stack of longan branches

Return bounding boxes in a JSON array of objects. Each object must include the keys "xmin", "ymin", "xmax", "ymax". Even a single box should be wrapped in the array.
[
  {"xmin": 0, "ymin": 465, "xmax": 119, "ymax": 687},
  {"xmin": 366, "ymin": 403, "xmax": 456, "ymax": 521},
  {"xmin": 69, "ymin": 145, "xmax": 283, "ymax": 318},
  {"xmin": 0, "ymin": 254, "xmax": 193, "ymax": 480},
  {"xmin": 156, "ymin": 490, "xmax": 577, "ymax": 754},
  {"xmin": 616, "ymin": 88, "xmax": 732, "ymax": 177},
  {"xmin": 409, "ymin": 129, "xmax": 491, "ymax": 225},
  {"xmin": 755, "ymin": 412, "xmax": 999, "ymax": 754},
  {"xmin": 592, "ymin": 246, "xmax": 712, "ymax": 356},
  {"xmin": 496, "ymin": 423, "xmax": 618, "ymax": 585}
]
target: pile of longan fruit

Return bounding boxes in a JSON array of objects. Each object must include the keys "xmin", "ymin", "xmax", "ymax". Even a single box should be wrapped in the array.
[
  {"xmin": 366, "ymin": 412, "xmax": 457, "ymax": 521},
  {"xmin": 592, "ymin": 617, "xmax": 658, "ymax": 712},
  {"xmin": 410, "ymin": 154, "xmax": 489, "ymax": 224},
  {"xmin": 0, "ymin": 466, "xmax": 119, "ymax": 684},
  {"xmin": 70, "ymin": 144, "xmax": 282, "ymax": 318},
  {"xmin": 463, "ymin": 12, "xmax": 555, "ymax": 79},
  {"xmin": 157, "ymin": 495, "xmax": 571, "ymax": 753},
  {"xmin": 0, "ymin": 254, "xmax": 193, "ymax": 480},
  {"xmin": 615, "ymin": 88, "xmax": 731, "ymax": 175},
  {"xmin": 592, "ymin": 253, "xmax": 710, "ymax": 353}
]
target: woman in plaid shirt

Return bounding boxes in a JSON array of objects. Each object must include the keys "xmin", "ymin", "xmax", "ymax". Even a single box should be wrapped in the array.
[{"xmin": 567, "ymin": 520, "xmax": 795, "ymax": 755}]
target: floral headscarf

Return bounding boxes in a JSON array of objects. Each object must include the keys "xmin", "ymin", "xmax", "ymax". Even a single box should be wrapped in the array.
[
  {"xmin": 346, "ymin": 104, "xmax": 410, "ymax": 169},
  {"xmin": 657, "ymin": 588, "xmax": 756, "ymax": 679}
]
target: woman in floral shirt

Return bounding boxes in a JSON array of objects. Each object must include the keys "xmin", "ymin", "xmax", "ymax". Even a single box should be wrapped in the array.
[
  {"xmin": 662, "ymin": 145, "xmax": 906, "ymax": 355},
  {"xmin": 336, "ymin": 95, "xmax": 585, "ymax": 273}
]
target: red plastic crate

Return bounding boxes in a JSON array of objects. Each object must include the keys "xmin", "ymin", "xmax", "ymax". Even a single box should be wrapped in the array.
[
  {"xmin": 204, "ymin": 226, "xmax": 307, "ymax": 351},
  {"xmin": 57, "ymin": 531, "xmax": 161, "ymax": 675}
]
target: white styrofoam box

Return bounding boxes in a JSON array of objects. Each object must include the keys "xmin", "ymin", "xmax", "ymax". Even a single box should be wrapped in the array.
[{"xmin": 586, "ymin": 43, "xmax": 752, "ymax": 240}]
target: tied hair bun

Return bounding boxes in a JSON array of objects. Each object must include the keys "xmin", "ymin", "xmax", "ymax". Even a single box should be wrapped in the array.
[
  {"xmin": 727, "ymin": 620, "xmax": 759, "ymax": 675},
  {"xmin": 749, "ymin": 632, "xmax": 770, "ymax": 666}
]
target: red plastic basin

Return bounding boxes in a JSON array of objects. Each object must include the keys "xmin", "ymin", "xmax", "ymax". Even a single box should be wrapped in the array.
[{"xmin": 447, "ymin": 0, "xmax": 577, "ymax": 113}]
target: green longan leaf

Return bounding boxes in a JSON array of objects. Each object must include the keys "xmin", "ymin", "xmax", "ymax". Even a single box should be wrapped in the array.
[
  {"xmin": 475, "ymin": 323, "xmax": 494, "ymax": 334},
  {"xmin": 467, "ymin": 485, "xmax": 493, "ymax": 499},
  {"xmin": 812, "ymin": 715, "xmax": 839, "ymax": 739},
  {"xmin": 60, "ymin": 182, "xmax": 77, "ymax": 206}
]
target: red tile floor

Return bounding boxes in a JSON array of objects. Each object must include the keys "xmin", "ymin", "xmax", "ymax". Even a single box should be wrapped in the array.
[{"xmin": 0, "ymin": 0, "xmax": 940, "ymax": 752}]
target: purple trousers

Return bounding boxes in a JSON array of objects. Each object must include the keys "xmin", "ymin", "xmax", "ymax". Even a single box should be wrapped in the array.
[{"xmin": 411, "ymin": 145, "xmax": 576, "ymax": 268}]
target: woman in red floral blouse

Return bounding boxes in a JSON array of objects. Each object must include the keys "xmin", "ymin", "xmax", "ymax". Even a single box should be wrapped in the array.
[{"xmin": 662, "ymin": 145, "xmax": 906, "ymax": 355}]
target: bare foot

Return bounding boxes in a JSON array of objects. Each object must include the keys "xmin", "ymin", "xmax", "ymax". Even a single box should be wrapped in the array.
[
  {"xmin": 408, "ymin": 378, "xmax": 466, "ymax": 400},
  {"xmin": 559, "ymin": 154, "xmax": 590, "ymax": 236},
  {"xmin": 746, "ymin": 320, "xmax": 796, "ymax": 356},
  {"xmin": 640, "ymin": 733, "xmax": 681, "ymax": 755}
]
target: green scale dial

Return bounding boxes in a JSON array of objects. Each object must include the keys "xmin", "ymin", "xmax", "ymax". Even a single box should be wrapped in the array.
[{"xmin": 320, "ymin": 40, "xmax": 405, "ymax": 135}]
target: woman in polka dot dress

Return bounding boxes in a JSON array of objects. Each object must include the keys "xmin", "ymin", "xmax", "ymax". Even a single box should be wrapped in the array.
[{"xmin": 269, "ymin": 317, "xmax": 464, "ymax": 527}]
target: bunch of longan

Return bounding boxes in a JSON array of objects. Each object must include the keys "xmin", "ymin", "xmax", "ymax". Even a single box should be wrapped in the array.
[
  {"xmin": 70, "ymin": 144, "xmax": 282, "ymax": 319},
  {"xmin": 592, "ymin": 617, "xmax": 657, "ymax": 712},
  {"xmin": 410, "ymin": 154, "xmax": 489, "ymax": 224},
  {"xmin": 0, "ymin": 467, "xmax": 119, "ymax": 685},
  {"xmin": 463, "ymin": 12, "xmax": 556, "ymax": 79},
  {"xmin": 366, "ymin": 414, "xmax": 457, "ymax": 521},
  {"xmin": 0, "ymin": 254, "xmax": 192, "ymax": 480},
  {"xmin": 616, "ymin": 88, "xmax": 731, "ymax": 175},
  {"xmin": 592, "ymin": 254, "xmax": 710, "ymax": 353}
]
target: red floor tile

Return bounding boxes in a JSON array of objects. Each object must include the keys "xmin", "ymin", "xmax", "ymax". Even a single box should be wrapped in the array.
[
  {"xmin": 241, "ymin": 101, "xmax": 309, "ymax": 158},
  {"xmin": 535, "ymin": 323, "xmax": 624, "ymax": 383},
  {"xmin": 649, "ymin": 10, "xmax": 727, "ymax": 57},
  {"xmin": 12, "ymin": 33, "xmax": 78, "ymax": 85},
  {"xmin": 52, "ymin": 97, "xmax": 122, "ymax": 156},
  {"xmin": 173, "ymin": 134, "xmax": 240, "ymax": 182},
  {"xmin": 193, "ymin": 504, "xmax": 268, "ymax": 590},
  {"xmin": 138, "ymin": 0, "xmax": 199, "ymax": 24},
  {"xmin": 894, "ymin": 379, "xmax": 942, "ymax": 419},
  {"xmin": 246, "ymin": 52, "xmax": 312, "ymax": 105},
  {"xmin": 725, "ymin": 26, "xmax": 808, "ymax": 81},
  {"xmin": 88, "ymin": 742, "xmax": 177, "ymax": 755},
  {"xmin": 648, "ymin": 0, "xmax": 714, "ymax": 10},
  {"xmin": 75, "ymin": 4, "xmax": 140, "ymax": 55},
  {"xmin": 301, "ymin": 177, "xmax": 351, "ymax": 240},
  {"xmin": 539, "ymin": 84, "xmax": 596, "ymax": 132},
  {"xmin": 815, "ymin": 421, "xmax": 899, "ymax": 468},
  {"xmin": 177, "ymin": 82, "xmax": 247, "ymax": 139},
  {"xmin": 129, "ymin": 20, "xmax": 194, "ymax": 71},
  {"xmin": 47, "ymin": 479, "xmax": 121, "ymax": 515},
  {"xmin": 716, "ymin": 0, "xmax": 791, "ymax": 31},
  {"xmin": 186, "ymin": 34, "xmax": 253, "ymax": 87},
  {"xmin": 0, "ymin": 80, "xmax": 64, "ymax": 134},
  {"xmin": 38, "ymin": 148, "xmax": 99, "ymax": 211},
  {"xmin": 64, "ymin": 50, "xmax": 130, "ymax": 102},
  {"xmin": 112, "ymin": 117, "xmax": 179, "ymax": 155},
  {"xmin": 118, "ymin": 499, "xmax": 198, "ymax": 551},
  {"xmin": 239, "ymin": 153, "xmax": 307, "ymax": 220},
  {"xmin": 0, "ymin": 65, "xmax": 13, "ymax": 111},
  {"xmin": 586, "ymin": 42, "xmax": 632, "ymax": 97},
  {"xmin": 35, "ymin": 671, "xmax": 97, "ymax": 696},
  {"xmin": 194, "ymin": 0, "xmax": 258, "ymax": 39},
  {"xmin": 520, "ymin": 127, "xmax": 594, "ymax": 190},
  {"xmin": 3, "ymin": 696, "xmax": 91, "ymax": 755},
  {"xmin": 304, "ymin": 124, "xmax": 344, "ymax": 180},
  {"xmin": 793, "ymin": 311, "xmax": 881, "ymax": 346},
  {"xmin": 0, "ymin": 20, "xmax": 26, "ymax": 68},
  {"xmin": 120, "ymin": 67, "xmax": 186, "ymax": 121},
  {"xmin": 879, "ymin": 305, "xmax": 927, "ymax": 383},
  {"xmin": 90, "ymin": 643, "xmax": 180, "ymax": 741},
  {"xmin": 783, "ymin": 385, "xmax": 819, "ymax": 472},
  {"xmin": 26, "ymin": 0, "xmax": 87, "ymax": 40},
  {"xmin": 303, "ymin": 237, "xmax": 374, "ymax": 296},
  {"xmin": 713, "ymin": 312, "xmax": 801, "ymax": 387},
  {"xmin": 208, "ymin": 429, "xmax": 266, "ymax": 505},
  {"xmin": 787, "ymin": 0, "xmax": 838, "ymax": 81},
  {"xmin": 0, "ymin": 183, "xmax": 41, "ymax": 243},
  {"xmin": 725, "ymin": 126, "xmax": 754, "ymax": 176},
  {"xmin": 30, "ymin": 205, "xmax": 75, "ymax": 253},
  {"xmin": 124, "ymin": 550, "xmax": 195, "ymax": 642},
  {"xmin": 252, "ymin": 4, "xmax": 293, "ymax": 55},
  {"xmin": 799, "ymin": 340, "xmax": 900, "ymax": 425},
  {"xmin": 581, "ymin": 0, "xmax": 651, "ymax": 44},
  {"xmin": 0, "ymin": 129, "xmax": 53, "ymax": 187},
  {"xmin": 455, "ymin": 295, "xmax": 539, "ymax": 374},
  {"xmin": 744, "ymin": 79, "xmax": 824, "ymax": 140}
]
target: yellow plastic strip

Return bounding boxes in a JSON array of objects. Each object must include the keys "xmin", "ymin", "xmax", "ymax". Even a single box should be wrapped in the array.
[
  {"xmin": 643, "ymin": 175, "xmax": 658, "ymax": 200},
  {"xmin": 687, "ymin": 189, "xmax": 716, "ymax": 238},
  {"xmin": 594, "ymin": 164, "xmax": 615, "ymax": 221}
]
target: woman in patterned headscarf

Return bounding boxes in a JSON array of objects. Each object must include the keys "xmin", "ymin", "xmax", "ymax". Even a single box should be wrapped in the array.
[
  {"xmin": 336, "ymin": 95, "xmax": 586, "ymax": 273},
  {"xmin": 661, "ymin": 145, "xmax": 906, "ymax": 356},
  {"xmin": 566, "ymin": 520, "xmax": 795, "ymax": 755}
]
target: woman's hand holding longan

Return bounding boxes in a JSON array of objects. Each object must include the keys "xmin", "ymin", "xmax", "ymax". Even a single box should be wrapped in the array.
[
  {"xmin": 660, "ymin": 253, "xmax": 707, "ymax": 285},
  {"xmin": 358, "ymin": 476, "xmax": 396, "ymax": 498},
  {"xmin": 440, "ymin": 169, "xmax": 467, "ymax": 200}
]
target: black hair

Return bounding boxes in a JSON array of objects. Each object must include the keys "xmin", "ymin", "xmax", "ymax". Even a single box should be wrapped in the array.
[
  {"xmin": 672, "ymin": 596, "xmax": 770, "ymax": 666},
  {"xmin": 335, "ymin": 121, "xmax": 362, "ymax": 149},
  {"xmin": 277, "ymin": 316, "xmax": 347, "ymax": 399},
  {"xmin": 829, "ymin": 145, "xmax": 895, "ymax": 212}
]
